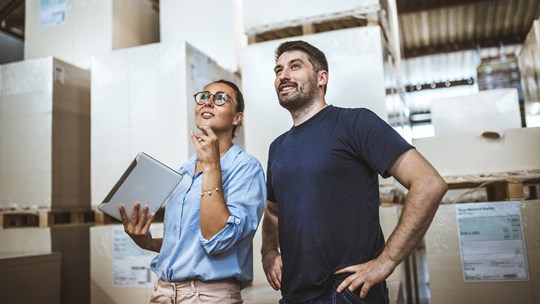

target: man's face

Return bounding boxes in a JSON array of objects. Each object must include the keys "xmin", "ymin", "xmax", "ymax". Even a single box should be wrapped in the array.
[{"xmin": 274, "ymin": 50, "xmax": 319, "ymax": 111}]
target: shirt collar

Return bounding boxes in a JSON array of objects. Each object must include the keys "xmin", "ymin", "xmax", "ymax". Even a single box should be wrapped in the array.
[{"xmin": 180, "ymin": 144, "xmax": 241, "ymax": 176}]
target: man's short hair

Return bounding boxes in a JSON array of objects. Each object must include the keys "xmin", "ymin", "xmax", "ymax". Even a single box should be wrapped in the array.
[{"xmin": 275, "ymin": 41, "xmax": 329, "ymax": 94}]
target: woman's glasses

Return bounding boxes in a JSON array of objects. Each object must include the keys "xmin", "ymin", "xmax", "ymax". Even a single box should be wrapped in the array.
[{"xmin": 193, "ymin": 91, "xmax": 232, "ymax": 106}]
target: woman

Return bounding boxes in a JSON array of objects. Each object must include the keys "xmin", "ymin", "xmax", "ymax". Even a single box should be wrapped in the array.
[{"xmin": 119, "ymin": 80, "xmax": 266, "ymax": 303}]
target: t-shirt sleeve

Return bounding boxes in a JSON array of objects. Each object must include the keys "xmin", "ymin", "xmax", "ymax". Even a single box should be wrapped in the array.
[
  {"xmin": 266, "ymin": 142, "xmax": 276, "ymax": 203},
  {"xmin": 350, "ymin": 109, "xmax": 413, "ymax": 178}
]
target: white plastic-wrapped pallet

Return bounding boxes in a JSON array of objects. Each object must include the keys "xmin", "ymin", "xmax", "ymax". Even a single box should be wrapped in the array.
[
  {"xmin": 243, "ymin": 0, "xmax": 380, "ymax": 35},
  {"xmin": 160, "ymin": 0, "xmax": 244, "ymax": 72},
  {"xmin": 24, "ymin": 0, "xmax": 159, "ymax": 69},
  {"xmin": 0, "ymin": 57, "xmax": 90, "ymax": 209}
]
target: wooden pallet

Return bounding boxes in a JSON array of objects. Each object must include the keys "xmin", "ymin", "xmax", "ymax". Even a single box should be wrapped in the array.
[
  {"xmin": 377, "ymin": 171, "xmax": 540, "ymax": 205},
  {"xmin": 0, "ymin": 208, "xmax": 95, "ymax": 229},
  {"xmin": 248, "ymin": 14, "xmax": 380, "ymax": 44},
  {"xmin": 380, "ymin": 183, "xmax": 407, "ymax": 206},
  {"xmin": 444, "ymin": 171, "xmax": 540, "ymax": 203}
]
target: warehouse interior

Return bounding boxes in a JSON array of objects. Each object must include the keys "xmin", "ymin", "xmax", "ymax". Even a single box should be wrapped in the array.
[{"xmin": 0, "ymin": 0, "xmax": 539, "ymax": 303}]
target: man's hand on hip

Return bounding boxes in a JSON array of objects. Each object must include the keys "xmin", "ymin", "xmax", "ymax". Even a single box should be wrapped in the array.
[
  {"xmin": 333, "ymin": 256, "xmax": 395, "ymax": 299},
  {"xmin": 262, "ymin": 249, "xmax": 282, "ymax": 291}
]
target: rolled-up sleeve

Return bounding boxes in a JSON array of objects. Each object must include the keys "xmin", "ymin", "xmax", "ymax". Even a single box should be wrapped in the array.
[{"xmin": 200, "ymin": 161, "xmax": 266, "ymax": 254}]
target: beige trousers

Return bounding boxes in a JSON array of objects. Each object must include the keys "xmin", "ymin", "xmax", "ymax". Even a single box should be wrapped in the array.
[{"xmin": 150, "ymin": 278, "xmax": 243, "ymax": 304}]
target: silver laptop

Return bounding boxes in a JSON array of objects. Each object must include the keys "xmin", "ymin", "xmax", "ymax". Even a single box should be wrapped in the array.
[{"xmin": 98, "ymin": 152, "xmax": 183, "ymax": 221}]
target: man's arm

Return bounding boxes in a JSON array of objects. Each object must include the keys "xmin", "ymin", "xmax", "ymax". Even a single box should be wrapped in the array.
[
  {"xmin": 261, "ymin": 200, "xmax": 282, "ymax": 290},
  {"xmin": 335, "ymin": 148, "xmax": 447, "ymax": 298}
]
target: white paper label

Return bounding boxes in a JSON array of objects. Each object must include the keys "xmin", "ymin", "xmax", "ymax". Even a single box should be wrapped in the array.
[
  {"xmin": 112, "ymin": 226, "xmax": 156, "ymax": 287},
  {"xmin": 40, "ymin": 0, "xmax": 67, "ymax": 29},
  {"xmin": 54, "ymin": 65, "xmax": 65, "ymax": 84},
  {"xmin": 456, "ymin": 201, "xmax": 529, "ymax": 282}
]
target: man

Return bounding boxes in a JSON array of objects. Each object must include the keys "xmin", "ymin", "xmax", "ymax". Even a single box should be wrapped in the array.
[{"xmin": 261, "ymin": 40, "xmax": 448, "ymax": 304}]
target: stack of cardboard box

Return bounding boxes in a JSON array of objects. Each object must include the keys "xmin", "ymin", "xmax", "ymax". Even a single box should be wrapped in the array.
[{"xmin": 414, "ymin": 127, "xmax": 540, "ymax": 303}]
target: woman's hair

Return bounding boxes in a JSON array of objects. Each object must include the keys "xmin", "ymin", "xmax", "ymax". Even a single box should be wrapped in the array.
[{"xmin": 210, "ymin": 79, "xmax": 244, "ymax": 138}]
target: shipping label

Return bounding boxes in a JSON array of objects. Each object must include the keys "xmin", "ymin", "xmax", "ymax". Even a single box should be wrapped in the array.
[{"xmin": 456, "ymin": 201, "xmax": 529, "ymax": 282}]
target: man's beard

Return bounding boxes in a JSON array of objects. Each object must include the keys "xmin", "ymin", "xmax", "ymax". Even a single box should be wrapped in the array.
[{"xmin": 277, "ymin": 79, "xmax": 318, "ymax": 113}]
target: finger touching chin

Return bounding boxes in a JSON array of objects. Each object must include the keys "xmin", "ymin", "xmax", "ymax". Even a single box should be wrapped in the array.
[{"xmin": 196, "ymin": 122, "xmax": 211, "ymax": 130}]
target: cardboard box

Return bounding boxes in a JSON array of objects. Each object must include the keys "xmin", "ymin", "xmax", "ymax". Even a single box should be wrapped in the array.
[
  {"xmin": 242, "ymin": 27, "xmax": 389, "ymax": 170},
  {"xmin": 0, "ymin": 252, "xmax": 61, "ymax": 304},
  {"xmin": 431, "ymin": 89, "xmax": 522, "ymax": 136},
  {"xmin": 0, "ymin": 227, "xmax": 52, "ymax": 253},
  {"xmin": 0, "ymin": 57, "xmax": 90, "ymax": 210},
  {"xmin": 425, "ymin": 200, "xmax": 540, "ymax": 303},
  {"xmin": 91, "ymin": 42, "xmax": 238, "ymax": 206},
  {"xmin": 413, "ymin": 127, "xmax": 540, "ymax": 177},
  {"xmin": 160, "ymin": 0, "xmax": 244, "ymax": 71},
  {"xmin": 0, "ymin": 225, "xmax": 90, "ymax": 304},
  {"xmin": 91, "ymin": 224, "xmax": 163, "ymax": 304},
  {"xmin": 24, "ymin": 0, "xmax": 159, "ymax": 69},
  {"xmin": 51, "ymin": 225, "xmax": 91, "ymax": 304}
]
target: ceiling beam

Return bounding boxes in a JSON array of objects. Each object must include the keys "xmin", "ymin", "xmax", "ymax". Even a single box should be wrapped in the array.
[
  {"xmin": 2, "ymin": 12, "xmax": 23, "ymax": 26},
  {"xmin": 0, "ymin": 26, "xmax": 24, "ymax": 40},
  {"xmin": 397, "ymin": 0, "xmax": 504, "ymax": 15},
  {"xmin": 0, "ymin": 0, "xmax": 23, "ymax": 20}
]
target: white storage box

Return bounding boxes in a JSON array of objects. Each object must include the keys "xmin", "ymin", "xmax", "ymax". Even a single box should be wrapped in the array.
[
  {"xmin": 24, "ymin": 0, "xmax": 159, "ymax": 69},
  {"xmin": 431, "ymin": 89, "xmax": 521, "ymax": 136},
  {"xmin": 0, "ymin": 57, "xmax": 90, "ymax": 209},
  {"xmin": 0, "ymin": 225, "xmax": 91, "ymax": 304},
  {"xmin": 425, "ymin": 201, "xmax": 540, "ymax": 304},
  {"xmin": 160, "ymin": 0, "xmax": 244, "ymax": 71},
  {"xmin": 91, "ymin": 42, "xmax": 238, "ymax": 205},
  {"xmin": 0, "ymin": 252, "xmax": 62, "ymax": 304},
  {"xmin": 412, "ymin": 127, "xmax": 540, "ymax": 177}
]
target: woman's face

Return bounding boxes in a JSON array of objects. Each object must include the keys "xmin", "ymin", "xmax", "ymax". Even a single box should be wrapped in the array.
[{"xmin": 194, "ymin": 82, "xmax": 242, "ymax": 137}]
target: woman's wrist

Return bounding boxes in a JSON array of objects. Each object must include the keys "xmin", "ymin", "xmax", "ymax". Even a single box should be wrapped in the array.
[{"xmin": 201, "ymin": 161, "xmax": 221, "ymax": 172}]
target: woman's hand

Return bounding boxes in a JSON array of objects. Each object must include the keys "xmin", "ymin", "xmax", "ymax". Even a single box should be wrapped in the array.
[
  {"xmin": 119, "ymin": 202, "xmax": 155, "ymax": 250},
  {"xmin": 190, "ymin": 126, "xmax": 220, "ymax": 168}
]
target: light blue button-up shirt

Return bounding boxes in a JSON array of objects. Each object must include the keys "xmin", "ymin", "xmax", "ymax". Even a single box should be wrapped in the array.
[{"xmin": 150, "ymin": 144, "xmax": 266, "ymax": 286}]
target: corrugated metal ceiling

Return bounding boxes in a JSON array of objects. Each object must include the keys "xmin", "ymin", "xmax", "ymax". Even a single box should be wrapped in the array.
[
  {"xmin": 397, "ymin": 0, "xmax": 540, "ymax": 58},
  {"xmin": 0, "ymin": 0, "xmax": 24, "ymax": 39}
]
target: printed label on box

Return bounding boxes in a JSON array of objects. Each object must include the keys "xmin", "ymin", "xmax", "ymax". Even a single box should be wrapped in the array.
[
  {"xmin": 40, "ymin": 0, "xmax": 67, "ymax": 29},
  {"xmin": 112, "ymin": 226, "xmax": 156, "ymax": 287},
  {"xmin": 54, "ymin": 65, "xmax": 65, "ymax": 84},
  {"xmin": 456, "ymin": 201, "xmax": 529, "ymax": 282}
]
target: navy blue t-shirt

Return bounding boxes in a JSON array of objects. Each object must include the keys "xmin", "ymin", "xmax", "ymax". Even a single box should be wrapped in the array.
[{"xmin": 267, "ymin": 106, "xmax": 413, "ymax": 303}]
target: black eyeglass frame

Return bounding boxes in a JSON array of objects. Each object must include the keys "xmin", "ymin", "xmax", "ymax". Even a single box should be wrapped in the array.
[{"xmin": 193, "ymin": 91, "xmax": 233, "ymax": 106}]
